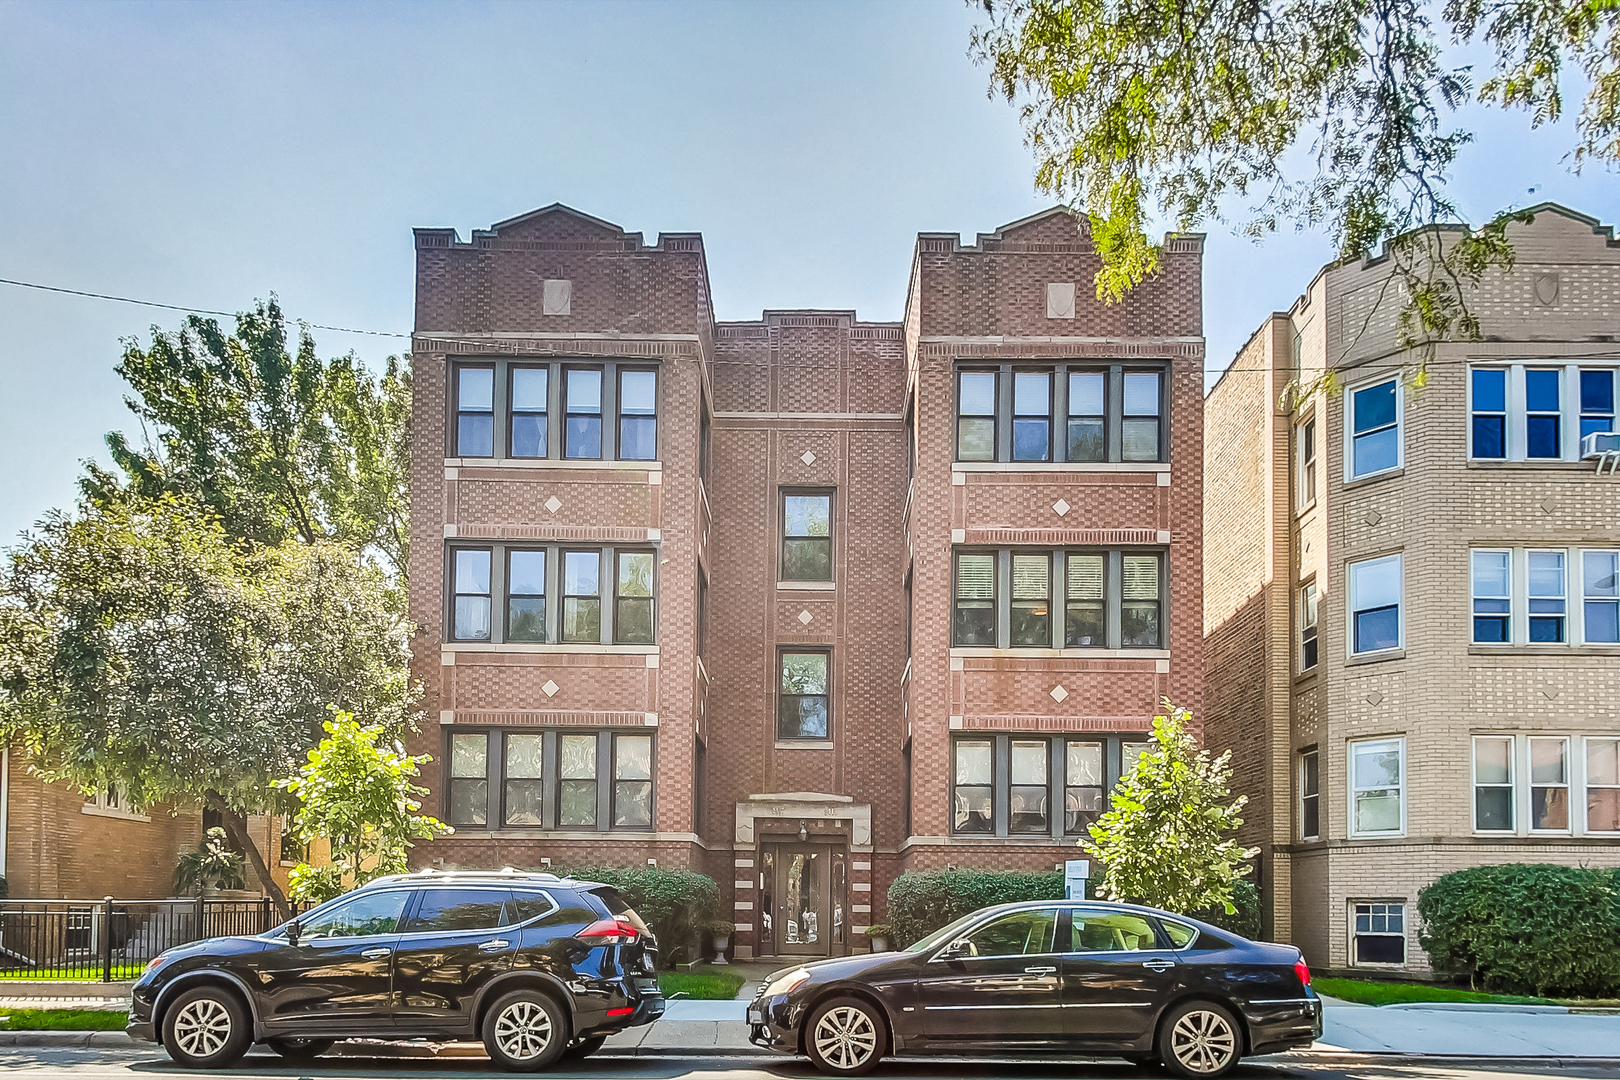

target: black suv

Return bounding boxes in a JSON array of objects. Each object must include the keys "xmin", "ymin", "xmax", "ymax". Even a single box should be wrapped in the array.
[{"xmin": 127, "ymin": 869, "xmax": 664, "ymax": 1071}]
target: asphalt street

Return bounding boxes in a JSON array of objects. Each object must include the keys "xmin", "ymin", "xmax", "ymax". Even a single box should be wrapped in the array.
[{"xmin": 0, "ymin": 1046, "xmax": 1618, "ymax": 1080}]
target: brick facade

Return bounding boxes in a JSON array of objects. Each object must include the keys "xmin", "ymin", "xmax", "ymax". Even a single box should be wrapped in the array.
[
  {"xmin": 1204, "ymin": 204, "xmax": 1620, "ymax": 972},
  {"xmin": 409, "ymin": 204, "xmax": 1204, "ymax": 959}
]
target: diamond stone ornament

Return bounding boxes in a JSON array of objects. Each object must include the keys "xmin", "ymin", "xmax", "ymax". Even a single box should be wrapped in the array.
[
  {"xmin": 544, "ymin": 495, "xmax": 563, "ymax": 514},
  {"xmin": 541, "ymin": 679, "xmax": 560, "ymax": 698},
  {"xmin": 801, "ymin": 450, "xmax": 817, "ymax": 466},
  {"xmin": 1053, "ymin": 499, "xmax": 1071, "ymax": 517},
  {"xmin": 1050, "ymin": 685, "xmax": 1069, "ymax": 703},
  {"xmin": 798, "ymin": 610, "xmax": 814, "ymax": 625}
]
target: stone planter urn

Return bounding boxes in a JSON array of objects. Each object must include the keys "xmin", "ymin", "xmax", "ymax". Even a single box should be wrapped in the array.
[
  {"xmin": 866, "ymin": 925, "xmax": 892, "ymax": 953},
  {"xmin": 711, "ymin": 922, "xmax": 735, "ymax": 964}
]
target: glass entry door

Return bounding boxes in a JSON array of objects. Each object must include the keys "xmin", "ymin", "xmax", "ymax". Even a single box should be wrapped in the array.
[{"xmin": 769, "ymin": 846, "xmax": 831, "ymax": 956}]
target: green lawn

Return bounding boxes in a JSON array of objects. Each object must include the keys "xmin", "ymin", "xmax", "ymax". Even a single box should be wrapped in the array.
[
  {"xmin": 1, "ymin": 1009, "xmax": 128, "ymax": 1031},
  {"xmin": 658, "ymin": 970, "xmax": 747, "ymax": 1000},
  {"xmin": 0, "ymin": 967, "xmax": 143, "ymax": 981},
  {"xmin": 1313, "ymin": 977, "xmax": 1554, "ymax": 1007}
]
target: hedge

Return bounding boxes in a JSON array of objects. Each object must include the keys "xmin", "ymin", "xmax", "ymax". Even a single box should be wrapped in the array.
[
  {"xmin": 887, "ymin": 869, "xmax": 1262, "ymax": 948},
  {"xmin": 560, "ymin": 865, "xmax": 720, "ymax": 968},
  {"xmin": 1418, "ymin": 864, "xmax": 1620, "ymax": 997}
]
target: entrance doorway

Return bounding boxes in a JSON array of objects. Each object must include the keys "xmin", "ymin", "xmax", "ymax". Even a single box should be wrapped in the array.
[{"xmin": 760, "ymin": 843, "xmax": 846, "ymax": 957}]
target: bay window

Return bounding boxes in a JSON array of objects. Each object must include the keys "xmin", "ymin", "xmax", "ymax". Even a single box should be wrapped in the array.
[
  {"xmin": 1473, "ymin": 734, "xmax": 1620, "ymax": 836},
  {"xmin": 1470, "ymin": 547, "xmax": 1616, "ymax": 645},
  {"xmin": 1468, "ymin": 363, "xmax": 1619, "ymax": 461}
]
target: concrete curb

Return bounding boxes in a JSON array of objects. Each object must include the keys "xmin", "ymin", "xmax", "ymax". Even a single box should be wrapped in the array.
[
  {"xmin": 1268, "ymin": 1051, "xmax": 1620, "ymax": 1068},
  {"xmin": 0, "ymin": 1031, "xmax": 135, "ymax": 1047}
]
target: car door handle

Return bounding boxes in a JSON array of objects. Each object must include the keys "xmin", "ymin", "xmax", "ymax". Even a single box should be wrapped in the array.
[
  {"xmin": 1024, "ymin": 966, "xmax": 1057, "ymax": 975},
  {"xmin": 361, "ymin": 948, "xmax": 392, "ymax": 959},
  {"xmin": 479, "ymin": 939, "xmax": 511, "ymax": 952},
  {"xmin": 1142, "ymin": 959, "xmax": 1176, "ymax": 972}
]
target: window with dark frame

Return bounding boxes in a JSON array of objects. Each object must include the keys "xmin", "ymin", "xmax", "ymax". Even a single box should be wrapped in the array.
[
  {"xmin": 613, "ymin": 734, "xmax": 653, "ymax": 828},
  {"xmin": 957, "ymin": 371, "xmax": 997, "ymax": 461},
  {"xmin": 1066, "ymin": 554, "xmax": 1105, "ymax": 646},
  {"xmin": 1120, "ymin": 554, "xmax": 1162, "ymax": 647},
  {"xmin": 564, "ymin": 367, "xmax": 603, "ymax": 459},
  {"xmin": 456, "ymin": 366, "xmax": 495, "ymax": 457},
  {"xmin": 447, "ymin": 729, "xmax": 658, "ymax": 834},
  {"xmin": 618, "ymin": 369, "xmax": 657, "ymax": 460},
  {"xmin": 506, "ymin": 549, "xmax": 546, "ymax": 643},
  {"xmin": 1009, "ymin": 740, "xmax": 1050, "ymax": 833},
  {"xmin": 615, "ymin": 551, "xmax": 655, "ymax": 645},
  {"xmin": 1010, "ymin": 553, "xmax": 1052, "ymax": 647},
  {"xmin": 452, "ymin": 549, "xmax": 492, "ymax": 641},
  {"xmin": 1012, "ymin": 371, "xmax": 1052, "ymax": 461},
  {"xmin": 1121, "ymin": 371, "xmax": 1162, "ymax": 461},
  {"xmin": 558, "ymin": 734, "xmax": 598, "ymax": 828},
  {"xmin": 953, "ymin": 740, "xmax": 994, "ymax": 834},
  {"xmin": 953, "ymin": 553, "xmax": 997, "ymax": 645},
  {"xmin": 509, "ymin": 366, "xmax": 548, "ymax": 458},
  {"xmin": 1299, "ymin": 750, "xmax": 1320, "ymax": 840},
  {"xmin": 777, "ymin": 651, "xmax": 830, "ymax": 740},
  {"xmin": 1064, "ymin": 740, "xmax": 1104, "ymax": 835},
  {"xmin": 562, "ymin": 550, "xmax": 602, "ymax": 643},
  {"xmin": 782, "ymin": 492, "xmax": 833, "ymax": 581},
  {"xmin": 1068, "ymin": 371, "xmax": 1106, "ymax": 461},
  {"xmin": 448, "ymin": 733, "xmax": 488, "ymax": 826},
  {"xmin": 504, "ymin": 734, "xmax": 544, "ymax": 826},
  {"xmin": 953, "ymin": 734, "xmax": 1145, "ymax": 837},
  {"xmin": 955, "ymin": 547, "xmax": 1165, "ymax": 649}
]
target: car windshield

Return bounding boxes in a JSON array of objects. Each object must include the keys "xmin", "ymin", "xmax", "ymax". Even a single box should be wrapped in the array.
[{"xmin": 904, "ymin": 910, "xmax": 983, "ymax": 954}]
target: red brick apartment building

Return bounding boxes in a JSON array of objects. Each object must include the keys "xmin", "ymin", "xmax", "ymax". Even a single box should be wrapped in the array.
[{"xmin": 408, "ymin": 204, "xmax": 1204, "ymax": 959}]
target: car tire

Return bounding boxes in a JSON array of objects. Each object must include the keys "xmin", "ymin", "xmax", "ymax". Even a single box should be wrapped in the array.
[
  {"xmin": 1158, "ymin": 1000, "xmax": 1242, "ymax": 1079},
  {"xmin": 561, "ymin": 1035, "xmax": 607, "ymax": 1060},
  {"xmin": 482, "ymin": 989, "xmax": 569, "ymax": 1071},
  {"xmin": 265, "ymin": 1037, "xmax": 336, "ymax": 1061},
  {"xmin": 805, "ymin": 995, "xmax": 886, "ymax": 1077},
  {"xmin": 161, "ymin": 986, "xmax": 252, "ymax": 1070}
]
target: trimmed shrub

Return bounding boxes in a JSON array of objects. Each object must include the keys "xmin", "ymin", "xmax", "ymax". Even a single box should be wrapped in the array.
[
  {"xmin": 562, "ymin": 865, "xmax": 720, "ymax": 969},
  {"xmin": 887, "ymin": 869, "xmax": 1066, "ymax": 948},
  {"xmin": 1418, "ymin": 864, "xmax": 1620, "ymax": 997},
  {"xmin": 1192, "ymin": 879, "xmax": 1262, "ymax": 940}
]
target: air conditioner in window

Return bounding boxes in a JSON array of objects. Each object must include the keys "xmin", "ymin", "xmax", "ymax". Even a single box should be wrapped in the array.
[{"xmin": 1583, "ymin": 432, "xmax": 1620, "ymax": 458}]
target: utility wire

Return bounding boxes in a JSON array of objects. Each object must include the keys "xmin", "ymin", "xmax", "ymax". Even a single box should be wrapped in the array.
[{"xmin": 0, "ymin": 277, "xmax": 408, "ymax": 338}]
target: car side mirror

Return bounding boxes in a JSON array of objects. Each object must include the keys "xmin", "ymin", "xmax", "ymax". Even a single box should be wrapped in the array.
[
  {"xmin": 286, "ymin": 919, "xmax": 301, "ymax": 946},
  {"xmin": 938, "ymin": 939, "xmax": 969, "ymax": 961}
]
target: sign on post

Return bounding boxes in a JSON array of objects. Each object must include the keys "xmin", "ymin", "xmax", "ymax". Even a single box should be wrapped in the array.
[{"xmin": 1064, "ymin": 859, "xmax": 1090, "ymax": 900}]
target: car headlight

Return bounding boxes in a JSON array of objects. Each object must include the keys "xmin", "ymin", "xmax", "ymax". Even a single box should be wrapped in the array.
[{"xmin": 762, "ymin": 968, "xmax": 811, "ymax": 998}]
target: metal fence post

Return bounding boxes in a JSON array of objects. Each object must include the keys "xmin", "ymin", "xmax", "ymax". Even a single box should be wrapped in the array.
[
  {"xmin": 260, "ymin": 896, "xmax": 271, "ymax": 935},
  {"xmin": 101, "ymin": 897, "xmax": 114, "ymax": 982},
  {"xmin": 194, "ymin": 893, "xmax": 205, "ymax": 944}
]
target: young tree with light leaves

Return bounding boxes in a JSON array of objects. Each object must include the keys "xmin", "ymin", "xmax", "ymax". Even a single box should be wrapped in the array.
[
  {"xmin": 971, "ymin": 0, "xmax": 1619, "ymax": 360},
  {"xmin": 277, "ymin": 712, "xmax": 450, "ymax": 904},
  {"xmin": 1083, "ymin": 700, "xmax": 1258, "ymax": 916}
]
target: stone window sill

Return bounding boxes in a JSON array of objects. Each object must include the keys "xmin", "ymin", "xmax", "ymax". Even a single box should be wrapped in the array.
[{"xmin": 1346, "ymin": 648, "xmax": 1405, "ymax": 666}]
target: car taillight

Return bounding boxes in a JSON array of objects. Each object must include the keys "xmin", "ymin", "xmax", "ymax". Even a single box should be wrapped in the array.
[
  {"xmin": 578, "ymin": 918, "xmax": 641, "ymax": 945},
  {"xmin": 1294, "ymin": 957, "xmax": 1312, "ymax": 987}
]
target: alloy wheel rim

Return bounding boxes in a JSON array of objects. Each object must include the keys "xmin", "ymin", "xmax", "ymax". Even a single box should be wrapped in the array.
[
  {"xmin": 494, "ymin": 1000, "xmax": 554, "ymax": 1061},
  {"xmin": 173, "ymin": 999, "xmax": 232, "ymax": 1059},
  {"xmin": 1170, "ymin": 1009, "xmax": 1237, "ymax": 1073},
  {"xmin": 813, "ymin": 1006, "xmax": 878, "ymax": 1070}
]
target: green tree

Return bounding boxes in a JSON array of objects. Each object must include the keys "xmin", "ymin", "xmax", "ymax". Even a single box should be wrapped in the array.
[
  {"xmin": 1083, "ymin": 701, "xmax": 1258, "ymax": 916},
  {"xmin": 277, "ymin": 712, "xmax": 450, "ymax": 904},
  {"xmin": 0, "ymin": 497, "xmax": 414, "ymax": 915},
  {"xmin": 972, "ymin": 0, "xmax": 1619, "ymax": 353},
  {"xmin": 81, "ymin": 299, "xmax": 410, "ymax": 576}
]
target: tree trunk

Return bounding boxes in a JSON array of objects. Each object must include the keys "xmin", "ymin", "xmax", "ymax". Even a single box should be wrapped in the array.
[{"xmin": 206, "ymin": 794, "xmax": 292, "ymax": 920}]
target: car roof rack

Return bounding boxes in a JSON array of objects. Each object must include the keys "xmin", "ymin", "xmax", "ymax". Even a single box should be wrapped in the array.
[{"xmin": 361, "ymin": 867, "xmax": 565, "ymax": 887}]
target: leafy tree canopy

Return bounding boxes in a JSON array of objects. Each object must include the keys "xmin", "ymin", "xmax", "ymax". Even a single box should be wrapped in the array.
[
  {"xmin": 1084, "ymin": 701, "xmax": 1258, "ymax": 916},
  {"xmin": 81, "ymin": 299, "xmax": 410, "ymax": 577},
  {"xmin": 972, "ymin": 0, "xmax": 1619, "ymax": 349},
  {"xmin": 277, "ymin": 711, "xmax": 450, "ymax": 904},
  {"xmin": 0, "ymin": 496, "xmax": 415, "ymax": 910}
]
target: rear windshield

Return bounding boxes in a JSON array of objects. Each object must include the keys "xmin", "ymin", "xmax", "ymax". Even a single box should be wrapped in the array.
[{"xmin": 590, "ymin": 886, "xmax": 651, "ymax": 935}]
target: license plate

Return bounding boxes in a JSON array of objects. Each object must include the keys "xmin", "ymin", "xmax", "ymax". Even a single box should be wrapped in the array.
[{"xmin": 748, "ymin": 1008, "xmax": 764, "ymax": 1025}]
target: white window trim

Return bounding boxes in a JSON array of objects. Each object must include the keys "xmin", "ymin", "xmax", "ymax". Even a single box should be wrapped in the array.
[
  {"xmin": 1348, "ymin": 899, "xmax": 1408, "ymax": 967},
  {"xmin": 1527, "ymin": 735, "xmax": 1573, "ymax": 836},
  {"xmin": 1467, "ymin": 733, "xmax": 1620, "ymax": 837},
  {"xmin": 1581, "ymin": 549, "xmax": 1620, "ymax": 645},
  {"xmin": 1296, "ymin": 416, "xmax": 1317, "ymax": 512},
  {"xmin": 1348, "ymin": 736, "xmax": 1406, "ymax": 838},
  {"xmin": 1343, "ymin": 375, "xmax": 1403, "ymax": 482},
  {"xmin": 1526, "ymin": 548, "xmax": 1570, "ymax": 644},
  {"xmin": 1470, "ymin": 734, "xmax": 1516, "ymax": 834},
  {"xmin": 82, "ymin": 784, "xmax": 149, "ymax": 822},
  {"xmin": 1347, "ymin": 553, "xmax": 1404, "ymax": 657},
  {"xmin": 1467, "ymin": 363, "xmax": 1508, "ymax": 460},
  {"xmin": 1299, "ymin": 581, "xmax": 1319, "ymax": 672},
  {"xmin": 1467, "ymin": 547, "xmax": 1619, "ymax": 646},
  {"xmin": 1468, "ymin": 361, "xmax": 1619, "ymax": 463},
  {"xmin": 1470, "ymin": 548, "xmax": 1513, "ymax": 645},
  {"xmin": 1584, "ymin": 736, "xmax": 1620, "ymax": 835}
]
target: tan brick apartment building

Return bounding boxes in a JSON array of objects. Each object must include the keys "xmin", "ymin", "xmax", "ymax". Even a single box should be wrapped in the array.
[
  {"xmin": 408, "ymin": 204, "xmax": 1203, "ymax": 959},
  {"xmin": 1205, "ymin": 204, "xmax": 1620, "ymax": 973}
]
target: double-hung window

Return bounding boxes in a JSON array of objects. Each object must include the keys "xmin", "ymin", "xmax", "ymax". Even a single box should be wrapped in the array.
[
  {"xmin": 1348, "ymin": 554, "xmax": 1402, "ymax": 655},
  {"xmin": 447, "ymin": 729, "xmax": 655, "ymax": 832},
  {"xmin": 952, "ymin": 734, "xmax": 1147, "ymax": 838},
  {"xmin": 1470, "ymin": 367, "xmax": 1507, "ymax": 459},
  {"xmin": 778, "ymin": 651, "xmax": 830, "ymax": 741},
  {"xmin": 1299, "ymin": 582, "xmax": 1319, "ymax": 670},
  {"xmin": 1471, "ymin": 550, "xmax": 1512, "ymax": 643},
  {"xmin": 1529, "ymin": 736, "xmax": 1570, "ymax": 830},
  {"xmin": 1588, "ymin": 738, "xmax": 1620, "ymax": 833},
  {"xmin": 1350, "ymin": 737, "xmax": 1404, "ymax": 836},
  {"xmin": 1013, "ymin": 372, "xmax": 1052, "ymax": 461},
  {"xmin": 1528, "ymin": 550, "xmax": 1568, "ymax": 642},
  {"xmin": 1297, "ymin": 418, "xmax": 1317, "ymax": 508},
  {"xmin": 956, "ymin": 363, "xmax": 1167, "ymax": 463},
  {"xmin": 1582, "ymin": 369, "xmax": 1616, "ymax": 440},
  {"xmin": 1299, "ymin": 750, "xmax": 1320, "ymax": 840},
  {"xmin": 456, "ymin": 366, "xmax": 496, "ymax": 457},
  {"xmin": 1474, "ymin": 734, "xmax": 1620, "ymax": 835},
  {"xmin": 1584, "ymin": 551, "xmax": 1619, "ymax": 642},
  {"xmin": 452, "ymin": 360, "xmax": 659, "ymax": 462},
  {"xmin": 1525, "ymin": 368, "xmax": 1563, "ymax": 458},
  {"xmin": 1347, "ymin": 378, "xmax": 1400, "ymax": 479},
  {"xmin": 1473, "ymin": 735, "xmax": 1514, "ymax": 831},
  {"xmin": 782, "ymin": 492, "xmax": 833, "ymax": 581},
  {"xmin": 953, "ymin": 548, "xmax": 1165, "ymax": 649},
  {"xmin": 449, "ymin": 544, "xmax": 656, "ymax": 646},
  {"xmin": 1352, "ymin": 902, "xmax": 1406, "ymax": 965}
]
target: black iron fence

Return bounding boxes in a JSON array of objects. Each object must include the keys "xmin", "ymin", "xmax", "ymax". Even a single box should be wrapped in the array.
[{"xmin": 0, "ymin": 897, "xmax": 288, "ymax": 981}]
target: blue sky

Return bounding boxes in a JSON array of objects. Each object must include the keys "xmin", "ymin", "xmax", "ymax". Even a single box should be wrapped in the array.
[{"xmin": 2, "ymin": 0, "xmax": 1617, "ymax": 544}]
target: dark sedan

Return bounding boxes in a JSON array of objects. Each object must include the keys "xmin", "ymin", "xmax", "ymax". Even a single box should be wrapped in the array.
[{"xmin": 749, "ymin": 899, "xmax": 1321, "ymax": 1078}]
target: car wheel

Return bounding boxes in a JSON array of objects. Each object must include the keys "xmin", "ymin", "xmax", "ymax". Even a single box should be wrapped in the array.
[
  {"xmin": 161, "ymin": 986, "xmax": 251, "ymax": 1070},
  {"xmin": 1158, "ymin": 1000, "xmax": 1242, "ymax": 1078},
  {"xmin": 805, "ymin": 996, "xmax": 886, "ymax": 1077},
  {"xmin": 562, "ymin": 1035, "xmax": 607, "ymax": 1060},
  {"xmin": 482, "ymin": 989, "xmax": 569, "ymax": 1071},
  {"xmin": 265, "ymin": 1037, "xmax": 335, "ymax": 1061}
]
